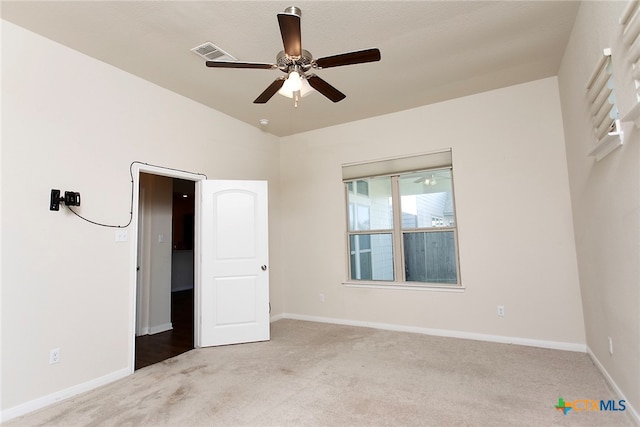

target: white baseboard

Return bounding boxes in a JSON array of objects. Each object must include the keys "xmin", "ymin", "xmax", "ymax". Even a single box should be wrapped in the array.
[
  {"xmin": 136, "ymin": 323, "xmax": 173, "ymax": 336},
  {"xmin": 587, "ymin": 346, "xmax": 640, "ymax": 425},
  {"xmin": 148, "ymin": 322, "xmax": 173, "ymax": 335},
  {"xmin": 270, "ymin": 313, "xmax": 285, "ymax": 323},
  {"xmin": 1, "ymin": 367, "xmax": 130, "ymax": 423},
  {"xmin": 0, "ymin": 314, "xmax": 593, "ymax": 424},
  {"xmin": 278, "ymin": 313, "xmax": 587, "ymax": 352}
]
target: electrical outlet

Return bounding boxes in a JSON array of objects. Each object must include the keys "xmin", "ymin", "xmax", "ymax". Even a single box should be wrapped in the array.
[
  {"xmin": 49, "ymin": 348, "xmax": 60, "ymax": 364},
  {"xmin": 497, "ymin": 305, "xmax": 505, "ymax": 317},
  {"xmin": 115, "ymin": 229, "xmax": 128, "ymax": 242},
  {"xmin": 319, "ymin": 293, "xmax": 325, "ymax": 303},
  {"xmin": 608, "ymin": 337, "xmax": 613, "ymax": 355}
]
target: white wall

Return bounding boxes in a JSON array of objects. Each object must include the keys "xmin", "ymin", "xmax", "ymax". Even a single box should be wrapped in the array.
[
  {"xmin": 1, "ymin": 21, "xmax": 281, "ymax": 413},
  {"xmin": 7, "ymin": 8, "xmax": 629, "ymax": 418},
  {"xmin": 557, "ymin": 1, "xmax": 640, "ymax": 415},
  {"xmin": 280, "ymin": 77, "xmax": 586, "ymax": 347},
  {"xmin": 138, "ymin": 173, "xmax": 173, "ymax": 334}
]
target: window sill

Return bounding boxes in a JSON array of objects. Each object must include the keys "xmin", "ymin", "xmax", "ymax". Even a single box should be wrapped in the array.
[{"xmin": 342, "ymin": 281, "xmax": 465, "ymax": 292}]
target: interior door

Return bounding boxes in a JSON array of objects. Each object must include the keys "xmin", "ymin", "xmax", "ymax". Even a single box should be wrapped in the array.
[{"xmin": 197, "ymin": 180, "xmax": 270, "ymax": 347}]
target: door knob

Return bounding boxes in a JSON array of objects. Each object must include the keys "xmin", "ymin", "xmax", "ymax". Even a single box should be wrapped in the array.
[{"xmin": 261, "ymin": 265, "xmax": 268, "ymax": 271}]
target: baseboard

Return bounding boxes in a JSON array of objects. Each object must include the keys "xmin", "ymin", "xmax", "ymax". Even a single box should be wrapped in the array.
[
  {"xmin": 587, "ymin": 346, "xmax": 640, "ymax": 425},
  {"xmin": 1, "ymin": 315, "xmax": 590, "ymax": 423},
  {"xmin": 270, "ymin": 313, "xmax": 285, "ymax": 323},
  {"xmin": 148, "ymin": 322, "xmax": 173, "ymax": 335},
  {"xmin": 279, "ymin": 313, "xmax": 587, "ymax": 352},
  {"xmin": 1, "ymin": 367, "xmax": 130, "ymax": 423}
]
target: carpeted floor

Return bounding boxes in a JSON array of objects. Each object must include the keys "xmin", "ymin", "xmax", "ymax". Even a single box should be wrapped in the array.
[{"xmin": 5, "ymin": 319, "xmax": 635, "ymax": 426}]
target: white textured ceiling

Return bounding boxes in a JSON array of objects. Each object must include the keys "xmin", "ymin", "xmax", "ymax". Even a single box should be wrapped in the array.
[{"xmin": 1, "ymin": 1, "xmax": 580, "ymax": 137}]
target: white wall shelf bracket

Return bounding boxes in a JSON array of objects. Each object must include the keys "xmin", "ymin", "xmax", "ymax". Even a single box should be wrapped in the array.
[{"xmin": 588, "ymin": 127, "xmax": 624, "ymax": 161}]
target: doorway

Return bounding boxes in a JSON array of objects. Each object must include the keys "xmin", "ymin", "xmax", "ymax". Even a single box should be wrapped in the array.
[
  {"xmin": 134, "ymin": 174, "xmax": 195, "ymax": 369},
  {"xmin": 128, "ymin": 163, "xmax": 271, "ymax": 373}
]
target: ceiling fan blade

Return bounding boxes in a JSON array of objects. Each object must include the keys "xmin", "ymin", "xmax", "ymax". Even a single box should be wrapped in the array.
[
  {"xmin": 254, "ymin": 78, "xmax": 286, "ymax": 104},
  {"xmin": 206, "ymin": 61, "xmax": 276, "ymax": 70},
  {"xmin": 315, "ymin": 48, "xmax": 381, "ymax": 69},
  {"xmin": 307, "ymin": 75, "xmax": 346, "ymax": 103},
  {"xmin": 277, "ymin": 12, "xmax": 302, "ymax": 57}
]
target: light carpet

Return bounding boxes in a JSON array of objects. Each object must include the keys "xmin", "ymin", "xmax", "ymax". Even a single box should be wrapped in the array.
[{"xmin": 5, "ymin": 319, "xmax": 635, "ymax": 426}]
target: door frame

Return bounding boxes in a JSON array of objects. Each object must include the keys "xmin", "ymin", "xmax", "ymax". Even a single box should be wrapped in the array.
[
  {"xmin": 135, "ymin": 186, "xmax": 148, "ymax": 336},
  {"xmin": 128, "ymin": 163, "xmax": 205, "ymax": 374}
]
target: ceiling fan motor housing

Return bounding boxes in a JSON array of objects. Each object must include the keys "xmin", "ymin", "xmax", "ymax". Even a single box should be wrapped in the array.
[{"xmin": 277, "ymin": 49, "xmax": 313, "ymax": 74}]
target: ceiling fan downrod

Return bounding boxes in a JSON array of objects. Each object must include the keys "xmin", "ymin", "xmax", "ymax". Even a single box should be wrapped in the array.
[{"xmin": 283, "ymin": 6, "xmax": 302, "ymax": 18}]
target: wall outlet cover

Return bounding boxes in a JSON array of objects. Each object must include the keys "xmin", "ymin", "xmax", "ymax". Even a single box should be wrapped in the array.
[
  {"xmin": 49, "ymin": 348, "xmax": 60, "ymax": 364},
  {"xmin": 115, "ymin": 229, "xmax": 128, "ymax": 242}
]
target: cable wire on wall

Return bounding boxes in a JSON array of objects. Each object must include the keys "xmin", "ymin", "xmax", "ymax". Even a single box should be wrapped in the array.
[{"xmin": 65, "ymin": 161, "xmax": 207, "ymax": 228}]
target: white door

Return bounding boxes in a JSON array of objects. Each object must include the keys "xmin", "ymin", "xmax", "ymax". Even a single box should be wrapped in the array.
[{"xmin": 197, "ymin": 180, "xmax": 270, "ymax": 347}]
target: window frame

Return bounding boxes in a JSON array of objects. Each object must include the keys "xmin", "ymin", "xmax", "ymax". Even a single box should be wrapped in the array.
[{"xmin": 343, "ymin": 166, "xmax": 463, "ymax": 290}]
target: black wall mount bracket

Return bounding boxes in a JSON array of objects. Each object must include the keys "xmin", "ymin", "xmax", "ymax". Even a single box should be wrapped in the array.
[
  {"xmin": 50, "ymin": 189, "xmax": 61, "ymax": 211},
  {"xmin": 50, "ymin": 189, "xmax": 81, "ymax": 211}
]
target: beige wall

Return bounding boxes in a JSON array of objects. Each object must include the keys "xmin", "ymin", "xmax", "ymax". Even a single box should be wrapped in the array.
[
  {"xmin": 558, "ymin": 1, "xmax": 640, "ymax": 413},
  {"xmin": 1, "ymin": 21, "xmax": 282, "ymax": 412},
  {"xmin": 138, "ymin": 173, "xmax": 173, "ymax": 334},
  {"xmin": 8, "ymin": 4, "xmax": 637, "ymax": 418},
  {"xmin": 280, "ymin": 77, "xmax": 586, "ymax": 346}
]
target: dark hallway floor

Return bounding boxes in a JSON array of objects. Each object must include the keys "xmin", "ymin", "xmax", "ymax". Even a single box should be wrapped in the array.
[{"xmin": 135, "ymin": 289, "xmax": 194, "ymax": 370}]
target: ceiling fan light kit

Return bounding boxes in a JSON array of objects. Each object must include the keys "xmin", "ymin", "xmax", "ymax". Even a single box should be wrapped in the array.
[
  {"xmin": 424, "ymin": 175, "xmax": 437, "ymax": 186},
  {"xmin": 283, "ymin": 70, "xmax": 302, "ymax": 92},
  {"xmin": 279, "ymin": 73, "xmax": 315, "ymax": 99},
  {"xmin": 204, "ymin": 6, "xmax": 380, "ymax": 106}
]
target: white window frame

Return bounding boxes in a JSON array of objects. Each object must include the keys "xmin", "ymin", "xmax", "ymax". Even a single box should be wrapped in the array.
[
  {"xmin": 349, "ymin": 203, "xmax": 374, "ymax": 280},
  {"xmin": 342, "ymin": 150, "xmax": 463, "ymax": 291}
]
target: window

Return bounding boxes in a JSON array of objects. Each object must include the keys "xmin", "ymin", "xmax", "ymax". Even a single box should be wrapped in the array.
[
  {"xmin": 347, "ymin": 180, "xmax": 370, "ymax": 196},
  {"xmin": 346, "ymin": 176, "xmax": 394, "ymax": 281},
  {"xmin": 343, "ymin": 150, "xmax": 460, "ymax": 287}
]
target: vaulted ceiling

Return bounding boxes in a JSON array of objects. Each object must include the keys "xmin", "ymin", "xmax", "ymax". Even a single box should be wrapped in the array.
[{"xmin": 2, "ymin": 1, "xmax": 581, "ymax": 136}]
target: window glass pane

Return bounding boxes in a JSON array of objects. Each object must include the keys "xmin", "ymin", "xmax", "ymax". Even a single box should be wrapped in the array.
[
  {"xmin": 348, "ymin": 203, "xmax": 355, "ymax": 230},
  {"xmin": 349, "ymin": 234, "xmax": 394, "ymax": 281},
  {"xmin": 356, "ymin": 180, "xmax": 369, "ymax": 196},
  {"xmin": 347, "ymin": 176, "xmax": 393, "ymax": 231},
  {"xmin": 357, "ymin": 205, "xmax": 370, "ymax": 231},
  {"xmin": 399, "ymin": 169, "xmax": 455, "ymax": 229},
  {"xmin": 358, "ymin": 234, "xmax": 371, "ymax": 250},
  {"xmin": 403, "ymin": 231, "xmax": 457, "ymax": 284}
]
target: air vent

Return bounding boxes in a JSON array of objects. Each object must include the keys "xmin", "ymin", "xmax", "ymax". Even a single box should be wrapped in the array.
[{"xmin": 191, "ymin": 42, "xmax": 237, "ymax": 62}]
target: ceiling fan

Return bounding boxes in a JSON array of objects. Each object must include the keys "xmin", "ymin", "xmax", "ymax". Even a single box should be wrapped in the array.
[
  {"xmin": 411, "ymin": 171, "xmax": 452, "ymax": 185},
  {"xmin": 205, "ymin": 6, "xmax": 381, "ymax": 105}
]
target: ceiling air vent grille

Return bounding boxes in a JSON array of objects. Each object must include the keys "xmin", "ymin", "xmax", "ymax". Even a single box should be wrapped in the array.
[{"xmin": 191, "ymin": 42, "xmax": 237, "ymax": 62}]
